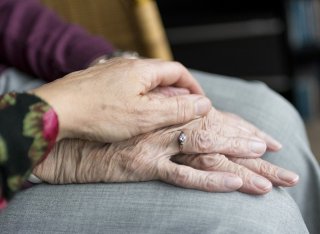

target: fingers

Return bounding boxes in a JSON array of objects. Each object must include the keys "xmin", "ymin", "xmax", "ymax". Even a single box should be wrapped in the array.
[
  {"xmin": 176, "ymin": 129, "xmax": 267, "ymax": 157},
  {"xmin": 141, "ymin": 59, "xmax": 204, "ymax": 95},
  {"xmin": 157, "ymin": 161, "xmax": 242, "ymax": 192},
  {"xmin": 210, "ymin": 123, "xmax": 260, "ymax": 139},
  {"xmin": 148, "ymin": 94, "xmax": 212, "ymax": 129},
  {"xmin": 172, "ymin": 154, "xmax": 273, "ymax": 195},
  {"xmin": 229, "ymin": 157, "xmax": 299, "ymax": 187},
  {"xmin": 221, "ymin": 112, "xmax": 282, "ymax": 151}
]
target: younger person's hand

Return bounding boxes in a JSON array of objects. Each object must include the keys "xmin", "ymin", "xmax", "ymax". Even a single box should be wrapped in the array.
[{"xmin": 31, "ymin": 58, "xmax": 211, "ymax": 142}]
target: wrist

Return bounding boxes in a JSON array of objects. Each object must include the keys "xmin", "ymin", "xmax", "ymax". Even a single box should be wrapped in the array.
[
  {"xmin": 89, "ymin": 50, "xmax": 140, "ymax": 66},
  {"xmin": 28, "ymin": 87, "xmax": 67, "ymax": 141}
]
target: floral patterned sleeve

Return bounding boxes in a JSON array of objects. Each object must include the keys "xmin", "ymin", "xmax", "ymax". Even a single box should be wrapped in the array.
[{"xmin": 0, "ymin": 92, "xmax": 59, "ymax": 210}]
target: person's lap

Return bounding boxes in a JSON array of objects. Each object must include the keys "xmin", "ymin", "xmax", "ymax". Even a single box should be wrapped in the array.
[
  {"xmin": 192, "ymin": 69, "xmax": 320, "ymax": 233},
  {"xmin": 0, "ymin": 181, "xmax": 307, "ymax": 234},
  {"xmin": 1, "ymin": 68, "xmax": 318, "ymax": 233}
]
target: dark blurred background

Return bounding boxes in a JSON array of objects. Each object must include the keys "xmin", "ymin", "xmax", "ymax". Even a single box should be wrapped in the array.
[
  {"xmin": 157, "ymin": 0, "xmax": 320, "ymax": 119},
  {"xmin": 157, "ymin": 0, "xmax": 320, "ymax": 160}
]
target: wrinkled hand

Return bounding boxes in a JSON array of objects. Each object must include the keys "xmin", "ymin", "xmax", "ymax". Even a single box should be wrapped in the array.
[
  {"xmin": 33, "ymin": 109, "xmax": 297, "ymax": 195},
  {"xmin": 31, "ymin": 58, "xmax": 211, "ymax": 142},
  {"xmin": 148, "ymin": 88, "xmax": 282, "ymax": 154},
  {"xmin": 162, "ymin": 108, "xmax": 282, "ymax": 158},
  {"xmin": 33, "ymin": 138, "xmax": 244, "ymax": 193},
  {"xmin": 172, "ymin": 154, "xmax": 298, "ymax": 195}
]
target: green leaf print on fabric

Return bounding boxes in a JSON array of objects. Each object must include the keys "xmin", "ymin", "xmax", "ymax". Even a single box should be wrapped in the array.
[
  {"xmin": 0, "ymin": 93, "xmax": 17, "ymax": 110},
  {"xmin": 7, "ymin": 175, "xmax": 24, "ymax": 192},
  {"xmin": 23, "ymin": 102, "xmax": 50, "ymax": 165},
  {"xmin": 0, "ymin": 135, "xmax": 8, "ymax": 163}
]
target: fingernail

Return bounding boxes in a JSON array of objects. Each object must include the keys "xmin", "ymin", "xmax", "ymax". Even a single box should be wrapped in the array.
[
  {"xmin": 194, "ymin": 97, "xmax": 211, "ymax": 116},
  {"xmin": 277, "ymin": 169, "xmax": 299, "ymax": 184},
  {"xmin": 250, "ymin": 141, "xmax": 267, "ymax": 154},
  {"xmin": 266, "ymin": 135, "xmax": 282, "ymax": 150},
  {"xmin": 224, "ymin": 176, "xmax": 243, "ymax": 190},
  {"xmin": 252, "ymin": 176, "xmax": 272, "ymax": 191}
]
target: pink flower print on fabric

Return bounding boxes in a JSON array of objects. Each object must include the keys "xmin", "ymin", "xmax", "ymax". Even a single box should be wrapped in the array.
[{"xmin": 42, "ymin": 108, "xmax": 59, "ymax": 142}]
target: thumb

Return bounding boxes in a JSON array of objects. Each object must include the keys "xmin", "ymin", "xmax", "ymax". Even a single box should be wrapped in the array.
[{"xmin": 152, "ymin": 94, "xmax": 212, "ymax": 128}]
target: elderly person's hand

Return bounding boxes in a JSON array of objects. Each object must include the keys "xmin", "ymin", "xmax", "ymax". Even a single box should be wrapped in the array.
[
  {"xmin": 31, "ymin": 58, "xmax": 211, "ymax": 142},
  {"xmin": 148, "ymin": 86, "xmax": 282, "ymax": 153},
  {"xmin": 33, "ymin": 110, "xmax": 297, "ymax": 195},
  {"xmin": 172, "ymin": 154, "xmax": 298, "ymax": 194}
]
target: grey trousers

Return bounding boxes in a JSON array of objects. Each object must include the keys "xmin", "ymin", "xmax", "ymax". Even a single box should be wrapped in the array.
[{"xmin": 0, "ymin": 68, "xmax": 319, "ymax": 234}]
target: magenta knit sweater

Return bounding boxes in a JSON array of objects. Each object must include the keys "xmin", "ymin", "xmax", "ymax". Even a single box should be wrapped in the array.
[{"xmin": 0, "ymin": 0, "xmax": 115, "ymax": 80}]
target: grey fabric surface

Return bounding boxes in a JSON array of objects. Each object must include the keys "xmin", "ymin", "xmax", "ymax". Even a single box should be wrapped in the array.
[
  {"xmin": 0, "ymin": 68, "xmax": 318, "ymax": 233},
  {"xmin": 0, "ymin": 182, "xmax": 308, "ymax": 234},
  {"xmin": 0, "ymin": 69, "xmax": 44, "ymax": 94}
]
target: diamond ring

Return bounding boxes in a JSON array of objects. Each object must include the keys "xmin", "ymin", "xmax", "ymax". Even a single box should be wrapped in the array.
[{"xmin": 178, "ymin": 131, "xmax": 187, "ymax": 152}]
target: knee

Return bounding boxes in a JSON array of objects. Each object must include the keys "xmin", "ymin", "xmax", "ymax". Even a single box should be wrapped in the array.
[
  {"xmin": 177, "ymin": 188, "xmax": 307, "ymax": 233},
  {"xmin": 244, "ymin": 82, "xmax": 306, "ymax": 135},
  {"xmin": 256, "ymin": 83, "xmax": 298, "ymax": 117}
]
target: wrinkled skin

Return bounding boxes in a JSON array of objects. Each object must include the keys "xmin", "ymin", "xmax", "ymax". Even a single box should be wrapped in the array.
[{"xmin": 34, "ymin": 109, "xmax": 298, "ymax": 195}]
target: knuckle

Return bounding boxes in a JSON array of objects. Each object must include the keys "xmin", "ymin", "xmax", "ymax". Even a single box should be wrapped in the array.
[
  {"xmin": 175, "ymin": 96, "xmax": 191, "ymax": 123},
  {"xmin": 192, "ymin": 131, "xmax": 212, "ymax": 152},
  {"xmin": 245, "ymin": 175, "xmax": 257, "ymax": 186},
  {"xmin": 238, "ymin": 170, "xmax": 252, "ymax": 184},
  {"xmin": 229, "ymin": 157, "xmax": 244, "ymax": 165},
  {"xmin": 172, "ymin": 61, "xmax": 186, "ymax": 71},
  {"xmin": 258, "ymin": 161, "xmax": 278, "ymax": 177},
  {"xmin": 204, "ymin": 174, "xmax": 215, "ymax": 191},
  {"xmin": 172, "ymin": 167, "xmax": 190, "ymax": 185},
  {"xmin": 201, "ymin": 116, "xmax": 212, "ymax": 130},
  {"xmin": 198, "ymin": 154, "xmax": 228, "ymax": 170},
  {"xmin": 136, "ymin": 61, "xmax": 157, "ymax": 84},
  {"xmin": 132, "ymin": 103, "xmax": 163, "ymax": 131},
  {"xmin": 231, "ymin": 163, "xmax": 248, "ymax": 178},
  {"xmin": 229, "ymin": 138, "xmax": 243, "ymax": 154},
  {"xmin": 135, "ymin": 111, "xmax": 153, "ymax": 130}
]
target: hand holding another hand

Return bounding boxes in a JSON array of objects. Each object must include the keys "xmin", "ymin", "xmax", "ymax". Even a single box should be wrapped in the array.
[{"xmin": 31, "ymin": 58, "xmax": 211, "ymax": 142}]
